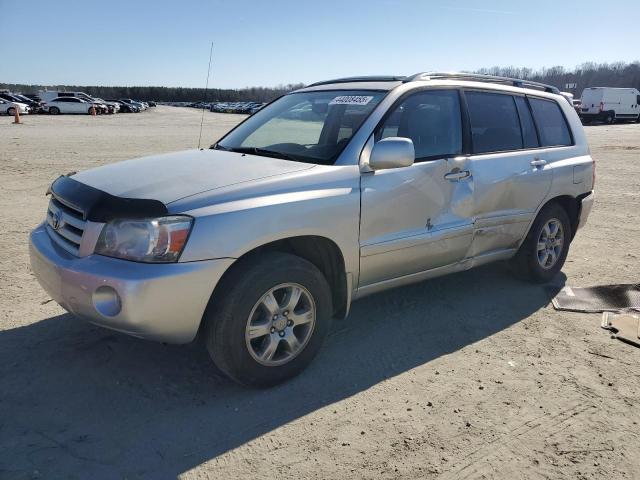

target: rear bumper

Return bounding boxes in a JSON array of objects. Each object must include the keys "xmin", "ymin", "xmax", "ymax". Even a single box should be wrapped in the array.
[
  {"xmin": 577, "ymin": 192, "xmax": 594, "ymax": 231},
  {"xmin": 29, "ymin": 222, "xmax": 234, "ymax": 343}
]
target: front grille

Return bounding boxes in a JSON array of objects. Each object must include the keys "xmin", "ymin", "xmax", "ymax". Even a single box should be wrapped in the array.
[{"xmin": 46, "ymin": 195, "xmax": 87, "ymax": 255}]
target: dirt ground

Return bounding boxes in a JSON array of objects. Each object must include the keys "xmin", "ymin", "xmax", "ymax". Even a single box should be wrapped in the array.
[{"xmin": 1, "ymin": 107, "xmax": 639, "ymax": 480}]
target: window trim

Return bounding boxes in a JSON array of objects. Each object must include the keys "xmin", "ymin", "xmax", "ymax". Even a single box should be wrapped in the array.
[{"xmin": 373, "ymin": 86, "xmax": 465, "ymax": 163}]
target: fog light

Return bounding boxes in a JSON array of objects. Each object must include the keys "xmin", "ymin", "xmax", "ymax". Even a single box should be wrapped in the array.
[{"xmin": 92, "ymin": 286, "xmax": 121, "ymax": 317}]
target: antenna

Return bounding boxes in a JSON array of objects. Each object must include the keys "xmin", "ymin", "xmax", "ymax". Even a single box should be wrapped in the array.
[{"xmin": 198, "ymin": 42, "xmax": 214, "ymax": 149}]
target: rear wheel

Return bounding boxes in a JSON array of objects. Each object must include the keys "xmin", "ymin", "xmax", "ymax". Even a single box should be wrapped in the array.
[
  {"xmin": 510, "ymin": 203, "xmax": 572, "ymax": 283},
  {"xmin": 49, "ymin": 107, "xmax": 60, "ymax": 115},
  {"xmin": 7, "ymin": 107, "xmax": 16, "ymax": 116},
  {"xmin": 203, "ymin": 252, "xmax": 332, "ymax": 387}
]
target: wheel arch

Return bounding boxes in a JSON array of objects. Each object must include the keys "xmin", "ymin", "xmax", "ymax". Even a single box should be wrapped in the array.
[
  {"xmin": 200, "ymin": 235, "xmax": 351, "ymax": 337},
  {"xmin": 534, "ymin": 195, "xmax": 582, "ymax": 241}
]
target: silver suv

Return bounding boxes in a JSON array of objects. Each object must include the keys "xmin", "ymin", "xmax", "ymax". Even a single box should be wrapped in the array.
[{"xmin": 30, "ymin": 73, "xmax": 595, "ymax": 387}]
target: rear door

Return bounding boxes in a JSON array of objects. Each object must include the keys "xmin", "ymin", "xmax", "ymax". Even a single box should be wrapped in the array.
[
  {"xmin": 69, "ymin": 98, "xmax": 86, "ymax": 113},
  {"xmin": 359, "ymin": 89, "xmax": 474, "ymax": 287},
  {"xmin": 464, "ymin": 90, "xmax": 553, "ymax": 257}
]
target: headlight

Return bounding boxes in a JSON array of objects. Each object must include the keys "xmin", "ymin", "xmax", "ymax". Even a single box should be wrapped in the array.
[{"xmin": 95, "ymin": 216, "xmax": 193, "ymax": 263}]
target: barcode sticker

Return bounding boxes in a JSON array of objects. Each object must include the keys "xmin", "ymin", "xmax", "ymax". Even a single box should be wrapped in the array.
[{"xmin": 329, "ymin": 95, "xmax": 374, "ymax": 106}]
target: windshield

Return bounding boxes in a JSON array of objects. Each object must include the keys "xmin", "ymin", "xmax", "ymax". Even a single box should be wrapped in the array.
[{"xmin": 214, "ymin": 90, "xmax": 386, "ymax": 165}]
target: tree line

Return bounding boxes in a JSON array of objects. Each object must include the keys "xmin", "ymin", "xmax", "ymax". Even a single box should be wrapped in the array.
[
  {"xmin": 475, "ymin": 61, "xmax": 640, "ymax": 94},
  {"xmin": 2, "ymin": 61, "xmax": 639, "ymax": 102}
]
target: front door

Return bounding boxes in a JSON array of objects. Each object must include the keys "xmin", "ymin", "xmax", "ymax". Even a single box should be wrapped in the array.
[{"xmin": 359, "ymin": 89, "xmax": 475, "ymax": 287}]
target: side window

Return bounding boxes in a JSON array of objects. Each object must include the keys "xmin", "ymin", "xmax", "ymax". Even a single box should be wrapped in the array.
[
  {"xmin": 528, "ymin": 97, "xmax": 572, "ymax": 147},
  {"xmin": 514, "ymin": 96, "xmax": 539, "ymax": 148},
  {"xmin": 466, "ymin": 91, "xmax": 522, "ymax": 154},
  {"xmin": 377, "ymin": 90, "xmax": 462, "ymax": 161}
]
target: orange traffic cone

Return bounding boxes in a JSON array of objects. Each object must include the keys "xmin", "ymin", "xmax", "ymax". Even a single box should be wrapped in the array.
[
  {"xmin": 90, "ymin": 105, "xmax": 96, "ymax": 116},
  {"xmin": 12, "ymin": 104, "xmax": 21, "ymax": 124}
]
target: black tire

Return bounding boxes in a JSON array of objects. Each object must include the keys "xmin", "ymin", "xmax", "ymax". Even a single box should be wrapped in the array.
[
  {"xmin": 510, "ymin": 203, "xmax": 572, "ymax": 283},
  {"xmin": 203, "ymin": 252, "xmax": 332, "ymax": 387},
  {"xmin": 604, "ymin": 112, "xmax": 615, "ymax": 124},
  {"xmin": 7, "ymin": 107, "xmax": 16, "ymax": 116},
  {"xmin": 49, "ymin": 107, "xmax": 60, "ymax": 115}
]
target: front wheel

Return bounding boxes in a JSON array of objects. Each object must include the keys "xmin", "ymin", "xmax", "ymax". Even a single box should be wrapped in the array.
[
  {"xmin": 203, "ymin": 252, "xmax": 332, "ymax": 387},
  {"xmin": 604, "ymin": 112, "xmax": 615, "ymax": 124},
  {"xmin": 7, "ymin": 107, "xmax": 16, "ymax": 116},
  {"xmin": 49, "ymin": 107, "xmax": 60, "ymax": 115},
  {"xmin": 510, "ymin": 203, "xmax": 572, "ymax": 283}
]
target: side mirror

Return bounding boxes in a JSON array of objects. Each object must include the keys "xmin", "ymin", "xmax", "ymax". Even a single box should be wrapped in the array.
[{"xmin": 369, "ymin": 137, "xmax": 415, "ymax": 170}]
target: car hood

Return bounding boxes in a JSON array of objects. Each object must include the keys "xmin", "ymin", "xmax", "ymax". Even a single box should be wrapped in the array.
[{"xmin": 71, "ymin": 149, "xmax": 316, "ymax": 204}]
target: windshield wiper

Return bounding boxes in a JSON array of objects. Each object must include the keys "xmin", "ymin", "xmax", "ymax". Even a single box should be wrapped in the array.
[{"xmin": 223, "ymin": 146, "xmax": 298, "ymax": 162}]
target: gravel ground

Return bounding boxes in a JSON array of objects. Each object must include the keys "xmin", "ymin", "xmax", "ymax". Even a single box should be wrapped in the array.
[{"xmin": 0, "ymin": 107, "xmax": 639, "ymax": 480}]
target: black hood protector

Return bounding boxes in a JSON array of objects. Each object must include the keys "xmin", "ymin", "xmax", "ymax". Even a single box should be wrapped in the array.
[{"xmin": 49, "ymin": 175, "xmax": 168, "ymax": 222}]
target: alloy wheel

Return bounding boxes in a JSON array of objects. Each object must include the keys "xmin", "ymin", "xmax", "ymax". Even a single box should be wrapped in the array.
[
  {"xmin": 245, "ymin": 283, "xmax": 316, "ymax": 366},
  {"xmin": 537, "ymin": 218, "xmax": 564, "ymax": 269}
]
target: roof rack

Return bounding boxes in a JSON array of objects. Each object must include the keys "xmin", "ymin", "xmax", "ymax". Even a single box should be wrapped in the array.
[
  {"xmin": 405, "ymin": 72, "xmax": 560, "ymax": 94},
  {"xmin": 306, "ymin": 76, "xmax": 407, "ymax": 87}
]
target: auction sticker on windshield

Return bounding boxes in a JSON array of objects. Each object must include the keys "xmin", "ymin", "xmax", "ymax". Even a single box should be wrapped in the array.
[{"xmin": 329, "ymin": 95, "xmax": 374, "ymax": 106}]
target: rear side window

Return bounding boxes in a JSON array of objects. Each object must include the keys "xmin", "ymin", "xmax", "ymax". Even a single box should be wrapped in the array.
[
  {"xmin": 528, "ymin": 98, "xmax": 572, "ymax": 147},
  {"xmin": 465, "ymin": 91, "xmax": 522, "ymax": 154},
  {"xmin": 514, "ymin": 96, "xmax": 539, "ymax": 148},
  {"xmin": 378, "ymin": 89, "xmax": 462, "ymax": 161}
]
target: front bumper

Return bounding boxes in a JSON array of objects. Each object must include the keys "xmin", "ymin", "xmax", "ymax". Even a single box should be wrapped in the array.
[
  {"xmin": 29, "ymin": 222, "xmax": 234, "ymax": 343},
  {"xmin": 577, "ymin": 191, "xmax": 595, "ymax": 230}
]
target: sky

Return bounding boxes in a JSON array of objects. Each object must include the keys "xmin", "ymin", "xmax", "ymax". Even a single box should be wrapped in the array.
[{"xmin": 1, "ymin": 0, "xmax": 638, "ymax": 89}]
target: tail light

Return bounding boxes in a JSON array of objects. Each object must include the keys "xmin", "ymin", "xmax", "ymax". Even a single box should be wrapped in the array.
[{"xmin": 598, "ymin": 101, "xmax": 604, "ymax": 112}]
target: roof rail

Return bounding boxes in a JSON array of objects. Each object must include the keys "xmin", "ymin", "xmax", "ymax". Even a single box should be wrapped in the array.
[
  {"xmin": 405, "ymin": 72, "xmax": 560, "ymax": 94},
  {"xmin": 306, "ymin": 76, "xmax": 407, "ymax": 87}
]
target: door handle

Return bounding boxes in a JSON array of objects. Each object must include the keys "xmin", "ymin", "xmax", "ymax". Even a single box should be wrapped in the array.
[
  {"xmin": 530, "ymin": 158, "xmax": 547, "ymax": 167},
  {"xmin": 444, "ymin": 170, "xmax": 471, "ymax": 181}
]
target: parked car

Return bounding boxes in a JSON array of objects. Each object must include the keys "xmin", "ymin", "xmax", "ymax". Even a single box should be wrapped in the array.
[
  {"xmin": 39, "ymin": 91, "xmax": 108, "ymax": 114},
  {"xmin": 572, "ymin": 99, "xmax": 581, "ymax": 115},
  {"xmin": 1, "ymin": 92, "xmax": 43, "ymax": 113},
  {"xmin": 579, "ymin": 87, "xmax": 640, "ymax": 124},
  {"xmin": 120, "ymin": 98, "xmax": 146, "ymax": 110},
  {"xmin": 106, "ymin": 99, "xmax": 139, "ymax": 113},
  {"xmin": 0, "ymin": 98, "xmax": 30, "ymax": 115},
  {"xmin": 249, "ymin": 103, "xmax": 266, "ymax": 114},
  {"xmin": 14, "ymin": 94, "xmax": 46, "ymax": 113},
  {"xmin": 29, "ymin": 72, "xmax": 594, "ymax": 387},
  {"xmin": 44, "ymin": 97, "xmax": 98, "ymax": 115},
  {"xmin": 93, "ymin": 98, "xmax": 120, "ymax": 114}
]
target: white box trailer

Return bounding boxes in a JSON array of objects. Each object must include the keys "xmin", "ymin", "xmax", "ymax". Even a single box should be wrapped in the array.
[{"xmin": 579, "ymin": 87, "xmax": 640, "ymax": 124}]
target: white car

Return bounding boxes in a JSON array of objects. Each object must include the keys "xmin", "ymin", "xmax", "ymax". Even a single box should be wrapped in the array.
[
  {"xmin": 45, "ymin": 97, "xmax": 97, "ymax": 115},
  {"xmin": 0, "ymin": 99, "xmax": 30, "ymax": 115}
]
